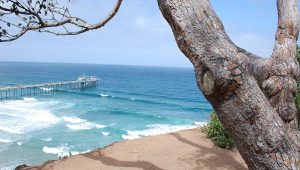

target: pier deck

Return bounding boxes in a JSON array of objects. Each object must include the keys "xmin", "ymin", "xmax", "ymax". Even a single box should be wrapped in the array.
[{"xmin": 0, "ymin": 76, "xmax": 98, "ymax": 100}]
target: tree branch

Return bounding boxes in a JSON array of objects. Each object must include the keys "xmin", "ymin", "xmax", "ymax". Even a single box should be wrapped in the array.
[
  {"xmin": 262, "ymin": 0, "xmax": 300, "ymax": 130},
  {"xmin": 158, "ymin": 0, "xmax": 300, "ymax": 168},
  {"xmin": 0, "ymin": 0, "xmax": 123, "ymax": 42}
]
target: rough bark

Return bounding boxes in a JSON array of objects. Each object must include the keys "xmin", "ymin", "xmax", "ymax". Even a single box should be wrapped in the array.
[{"xmin": 157, "ymin": 0, "xmax": 300, "ymax": 169}]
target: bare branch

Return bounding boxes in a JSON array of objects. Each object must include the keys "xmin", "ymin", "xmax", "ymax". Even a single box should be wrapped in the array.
[{"xmin": 0, "ymin": 0, "xmax": 123, "ymax": 42}]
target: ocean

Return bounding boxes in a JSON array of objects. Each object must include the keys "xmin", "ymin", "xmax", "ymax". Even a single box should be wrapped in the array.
[{"xmin": 0, "ymin": 62, "xmax": 212, "ymax": 169}]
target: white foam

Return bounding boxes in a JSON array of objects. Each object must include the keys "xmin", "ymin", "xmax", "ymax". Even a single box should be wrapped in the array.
[
  {"xmin": 101, "ymin": 131, "xmax": 110, "ymax": 136},
  {"xmin": 43, "ymin": 145, "xmax": 90, "ymax": 158},
  {"xmin": 43, "ymin": 145, "xmax": 71, "ymax": 158},
  {"xmin": 0, "ymin": 98, "xmax": 60, "ymax": 137},
  {"xmin": 16, "ymin": 142, "xmax": 23, "ymax": 146},
  {"xmin": 66, "ymin": 122, "xmax": 105, "ymax": 130},
  {"xmin": 0, "ymin": 126, "xmax": 23, "ymax": 134},
  {"xmin": 122, "ymin": 131, "xmax": 141, "ymax": 140},
  {"xmin": 1, "ymin": 166, "xmax": 15, "ymax": 170},
  {"xmin": 100, "ymin": 94, "xmax": 109, "ymax": 97},
  {"xmin": 0, "ymin": 138, "xmax": 12, "ymax": 143},
  {"xmin": 66, "ymin": 123, "xmax": 93, "ymax": 130},
  {"xmin": 63, "ymin": 116, "xmax": 105, "ymax": 130},
  {"xmin": 121, "ymin": 124, "xmax": 198, "ymax": 140},
  {"xmin": 58, "ymin": 103, "xmax": 76, "ymax": 109},
  {"xmin": 62, "ymin": 116, "xmax": 85, "ymax": 124},
  {"xmin": 23, "ymin": 97, "xmax": 36, "ymax": 102},
  {"xmin": 194, "ymin": 121, "xmax": 207, "ymax": 127},
  {"xmin": 41, "ymin": 137, "xmax": 52, "ymax": 142},
  {"xmin": 95, "ymin": 124, "xmax": 106, "ymax": 129}
]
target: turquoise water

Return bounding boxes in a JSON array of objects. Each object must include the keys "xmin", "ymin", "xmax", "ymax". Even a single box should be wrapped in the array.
[{"xmin": 0, "ymin": 62, "xmax": 212, "ymax": 169}]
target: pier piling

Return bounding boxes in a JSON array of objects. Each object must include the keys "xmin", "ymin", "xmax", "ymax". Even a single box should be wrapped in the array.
[{"xmin": 0, "ymin": 76, "xmax": 98, "ymax": 100}]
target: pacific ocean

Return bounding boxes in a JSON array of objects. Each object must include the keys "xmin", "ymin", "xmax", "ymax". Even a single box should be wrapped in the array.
[{"xmin": 0, "ymin": 62, "xmax": 212, "ymax": 169}]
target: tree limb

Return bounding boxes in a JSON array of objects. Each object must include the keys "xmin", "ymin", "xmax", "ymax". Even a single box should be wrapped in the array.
[
  {"xmin": 158, "ymin": 0, "xmax": 300, "ymax": 169},
  {"xmin": 0, "ymin": 0, "xmax": 123, "ymax": 42},
  {"xmin": 262, "ymin": 0, "xmax": 300, "ymax": 130}
]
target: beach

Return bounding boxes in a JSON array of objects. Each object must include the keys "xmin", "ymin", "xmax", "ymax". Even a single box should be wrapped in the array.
[{"xmin": 20, "ymin": 128, "xmax": 247, "ymax": 170}]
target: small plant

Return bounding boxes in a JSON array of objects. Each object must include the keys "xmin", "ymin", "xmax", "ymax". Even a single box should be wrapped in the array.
[
  {"xmin": 297, "ymin": 45, "xmax": 300, "ymax": 63},
  {"xmin": 203, "ymin": 111, "xmax": 235, "ymax": 149}
]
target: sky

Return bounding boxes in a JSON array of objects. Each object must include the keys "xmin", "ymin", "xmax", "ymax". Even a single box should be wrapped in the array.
[{"xmin": 0, "ymin": 0, "xmax": 289, "ymax": 68}]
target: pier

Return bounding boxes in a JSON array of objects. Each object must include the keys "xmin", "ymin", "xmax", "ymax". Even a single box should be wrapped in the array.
[{"xmin": 0, "ymin": 76, "xmax": 98, "ymax": 100}]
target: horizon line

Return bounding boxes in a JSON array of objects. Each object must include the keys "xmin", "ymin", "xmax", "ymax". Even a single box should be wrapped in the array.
[{"xmin": 0, "ymin": 60, "xmax": 193, "ymax": 69}]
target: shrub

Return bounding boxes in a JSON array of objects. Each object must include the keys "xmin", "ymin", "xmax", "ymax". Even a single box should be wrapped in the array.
[
  {"xmin": 297, "ymin": 45, "xmax": 300, "ymax": 63},
  {"xmin": 204, "ymin": 111, "xmax": 235, "ymax": 149}
]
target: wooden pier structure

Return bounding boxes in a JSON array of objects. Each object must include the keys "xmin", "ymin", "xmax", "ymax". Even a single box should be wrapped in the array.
[{"xmin": 0, "ymin": 76, "xmax": 98, "ymax": 100}]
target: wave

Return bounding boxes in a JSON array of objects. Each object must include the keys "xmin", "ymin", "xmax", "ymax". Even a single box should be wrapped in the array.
[
  {"xmin": 121, "ymin": 123, "xmax": 205, "ymax": 140},
  {"xmin": 0, "ymin": 138, "xmax": 12, "ymax": 143},
  {"xmin": 43, "ymin": 145, "xmax": 90, "ymax": 158},
  {"xmin": 105, "ymin": 95, "xmax": 211, "ymax": 114},
  {"xmin": 16, "ymin": 142, "xmax": 23, "ymax": 145},
  {"xmin": 95, "ymin": 124, "xmax": 106, "ymax": 128},
  {"xmin": 66, "ymin": 123, "xmax": 97, "ymax": 130},
  {"xmin": 0, "ymin": 126, "xmax": 23, "ymax": 134},
  {"xmin": 101, "ymin": 131, "xmax": 110, "ymax": 136},
  {"xmin": 0, "ymin": 98, "xmax": 60, "ymax": 136},
  {"xmin": 41, "ymin": 137, "xmax": 52, "ymax": 142},
  {"xmin": 60, "ymin": 91, "xmax": 211, "ymax": 114},
  {"xmin": 67, "ymin": 92, "xmax": 112, "ymax": 99},
  {"xmin": 43, "ymin": 145, "xmax": 71, "ymax": 157},
  {"xmin": 1, "ymin": 166, "xmax": 15, "ymax": 170},
  {"xmin": 63, "ymin": 116, "xmax": 105, "ymax": 130},
  {"xmin": 59, "ymin": 90, "xmax": 208, "ymax": 113},
  {"xmin": 194, "ymin": 121, "xmax": 207, "ymax": 127},
  {"xmin": 60, "ymin": 90, "xmax": 100, "ymax": 98},
  {"xmin": 62, "ymin": 116, "xmax": 85, "ymax": 124},
  {"xmin": 108, "ymin": 109, "xmax": 166, "ymax": 121},
  {"xmin": 66, "ymin": 123, "xmax": 105, "ymax": 130},
  {"xmin": 23, "ymin": 97, "xmax": 36, "ymax": 102},
  {"xmin": 100, "ymin": 89, "xmax": 205, "ymax": 104}
]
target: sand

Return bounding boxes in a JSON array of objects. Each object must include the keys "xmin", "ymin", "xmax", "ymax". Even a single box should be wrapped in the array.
[{"xmin": 20, "ymin": 128, "xmax": 247, "ymax": 170}]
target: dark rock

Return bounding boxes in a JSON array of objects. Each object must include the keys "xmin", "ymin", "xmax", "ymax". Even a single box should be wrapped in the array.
[{"xmin": 15, "ymin": 164, "xmax": 29, "ymax": 170}]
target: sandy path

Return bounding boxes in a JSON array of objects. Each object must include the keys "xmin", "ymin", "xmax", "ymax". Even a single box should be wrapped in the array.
[{"xmin": 20, "ymin": 128, "xmax": 247, "ymax": 170}]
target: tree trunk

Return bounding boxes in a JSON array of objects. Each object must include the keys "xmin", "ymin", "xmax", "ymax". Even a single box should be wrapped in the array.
[{"xmin": 157, "ymin": 0, "xmax": 300, "ymax": 169}]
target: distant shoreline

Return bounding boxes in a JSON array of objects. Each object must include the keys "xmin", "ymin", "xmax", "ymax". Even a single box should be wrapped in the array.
[{"xmin": 18, "ymin": 128, "xmax": 247, "ymax": 170}]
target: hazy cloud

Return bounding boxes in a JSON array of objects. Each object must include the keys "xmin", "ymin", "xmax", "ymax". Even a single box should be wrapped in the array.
[
  {"xmin": 0, "ymin": 0, "xmax": 287, "ymax": 67},
  {"xmin": 134, "ymin": 16, "xmax": 149, "ymax": 28},
  {"xmin": 231, "ymin": 32, "xmax": 274, "ymax": 57}
]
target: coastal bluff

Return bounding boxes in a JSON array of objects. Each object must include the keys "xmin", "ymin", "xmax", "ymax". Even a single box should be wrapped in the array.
[{"xmin": 17, "ymin": 129, "xmax": 247, "ymax": 170}]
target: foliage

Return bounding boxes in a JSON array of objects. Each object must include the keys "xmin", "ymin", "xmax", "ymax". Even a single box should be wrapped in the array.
[
  {"xmin": 203, "ymin": 111, "xmax": 235, "ymax": 149},
  {"xmin": 297, "ymin": 45, "xmax": 300, "ymax": 63}
]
